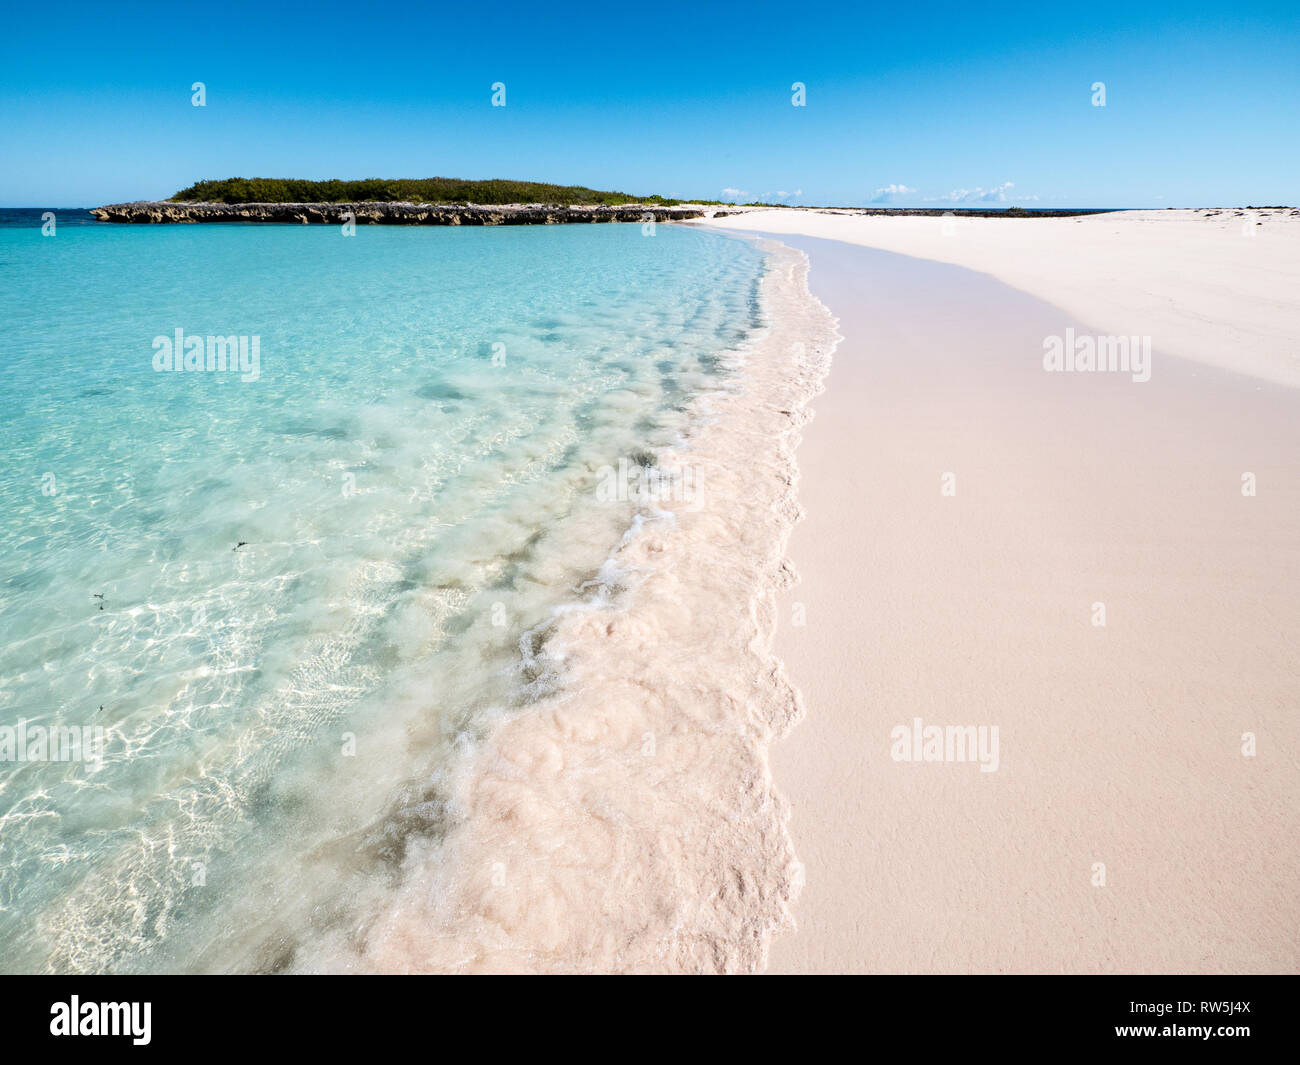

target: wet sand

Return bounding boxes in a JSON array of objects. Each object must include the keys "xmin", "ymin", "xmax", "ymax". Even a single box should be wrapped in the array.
[{"xmin": 757, "ymin": 234, "xmax": 1299, "ymax": 973}]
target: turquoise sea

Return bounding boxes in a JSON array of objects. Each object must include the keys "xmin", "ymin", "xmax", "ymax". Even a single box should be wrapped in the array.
[{"xmin": 0, "ymin": 210, "xmax": 767, "ymax": 972}]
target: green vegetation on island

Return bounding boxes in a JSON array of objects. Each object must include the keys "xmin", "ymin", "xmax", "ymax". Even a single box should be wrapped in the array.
[{"xmin": 170, "ymin": 177, "xmax": 703, "ymax": 206}]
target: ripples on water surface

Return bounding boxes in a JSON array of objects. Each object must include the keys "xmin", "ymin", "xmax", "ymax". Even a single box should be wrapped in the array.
[{"xmin": 0, "ymin": 214, "xmax": 766, "ymax": 972}]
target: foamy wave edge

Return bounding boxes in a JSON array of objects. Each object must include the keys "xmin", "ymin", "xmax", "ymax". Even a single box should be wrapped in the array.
[{"xmin": 302, "ymin": 238, "xmax": 842, "ymax": 973}]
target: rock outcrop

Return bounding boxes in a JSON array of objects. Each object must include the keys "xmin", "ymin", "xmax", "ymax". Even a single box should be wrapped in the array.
[
  {"xmin": 88, "ymin": 202, "xmax": 1107, "ymax": 226},
  {"xmin": 89, "ymin": 201, "xmax": 729, "ymax": 225}
]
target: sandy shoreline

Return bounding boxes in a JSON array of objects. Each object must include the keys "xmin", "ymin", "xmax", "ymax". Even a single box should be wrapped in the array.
[
  {"xmin": 706, "ymin": 208, "xmax": 1300, "ymax": 388},
  {"xmin": 693, "ymin": 213, "xmax": 1300, "ymax": 973},
  {"xmin": 286, "ymin": 210, "xmax": 1299, "ymax": 973},
  {"xmin": 291, "ymin": 239, "xmax": 839, "ymax": 972}
]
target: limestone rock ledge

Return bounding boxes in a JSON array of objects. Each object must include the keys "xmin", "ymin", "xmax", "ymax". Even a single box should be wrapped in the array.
[{"xmin": 89, "ymin": 201, "xmax": 738, "ymax": 225}]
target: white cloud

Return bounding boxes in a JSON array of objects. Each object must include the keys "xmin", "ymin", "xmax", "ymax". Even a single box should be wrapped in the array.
[
  {"xmin": 871, "ymin": 183, "xmax": 916, "ymax": 203},
  {"xmin": 927, "ymin": 181, "xmax": 1017, "ymax": 203},
  {"xmin": 720, "ymin": 187, "xmax": 748, "ymax": 201}
]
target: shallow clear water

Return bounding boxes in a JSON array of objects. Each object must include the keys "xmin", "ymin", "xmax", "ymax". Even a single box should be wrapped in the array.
[{"xmin": 0, "ymin": 213, "xmax": 766, "ymax": 972}]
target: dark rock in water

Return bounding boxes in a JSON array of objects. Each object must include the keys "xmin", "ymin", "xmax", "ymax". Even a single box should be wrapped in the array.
[
  {"xmin": 415, "ymin": 382, "xmax": 466, "ymax": 401},
  {"xmin": 277, "ymin": 423, "xmax": 350, "ymax": 441}
]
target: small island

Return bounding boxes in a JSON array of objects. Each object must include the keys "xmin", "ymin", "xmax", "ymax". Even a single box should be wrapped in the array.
[
  {"xmin": 90, "ymin": 176, "xmax": 729, "ymax": 225},
  {"xmin": 89, "ymin": 176, "xmax": 1115, "ymax": 224}
]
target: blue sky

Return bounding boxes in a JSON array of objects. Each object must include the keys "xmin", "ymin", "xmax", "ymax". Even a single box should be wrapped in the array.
[{"xmin": 1, "ymin": 0, "xmax": 1297, "ymax": 207}]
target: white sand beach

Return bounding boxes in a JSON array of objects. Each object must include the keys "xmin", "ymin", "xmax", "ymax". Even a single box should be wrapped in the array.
[
  {"xmin": 693, "ymin": 209, "xmax": 1300, "ymax": 973},
  {"xmin": 705, "ymin": 207, "xmax": 1300, "ymax": 387},
  {"xmin": 328, "ymin": 209, "xmax": 1300, "ymax": 974}
]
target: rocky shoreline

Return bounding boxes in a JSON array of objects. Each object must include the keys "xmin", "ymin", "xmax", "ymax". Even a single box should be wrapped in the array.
[
  {"xmin": 89, "ymin": 201, "xmax": 1114, "ymax": 225},
  {"xmin": 88, "ymin": 201, "xmax": 727, "ymax": 225}
]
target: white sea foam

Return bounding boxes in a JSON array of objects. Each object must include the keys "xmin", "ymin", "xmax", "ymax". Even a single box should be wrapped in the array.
[{"xmin": 290, "ymin": 240, "xmax": 842, "ymax": 973}]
